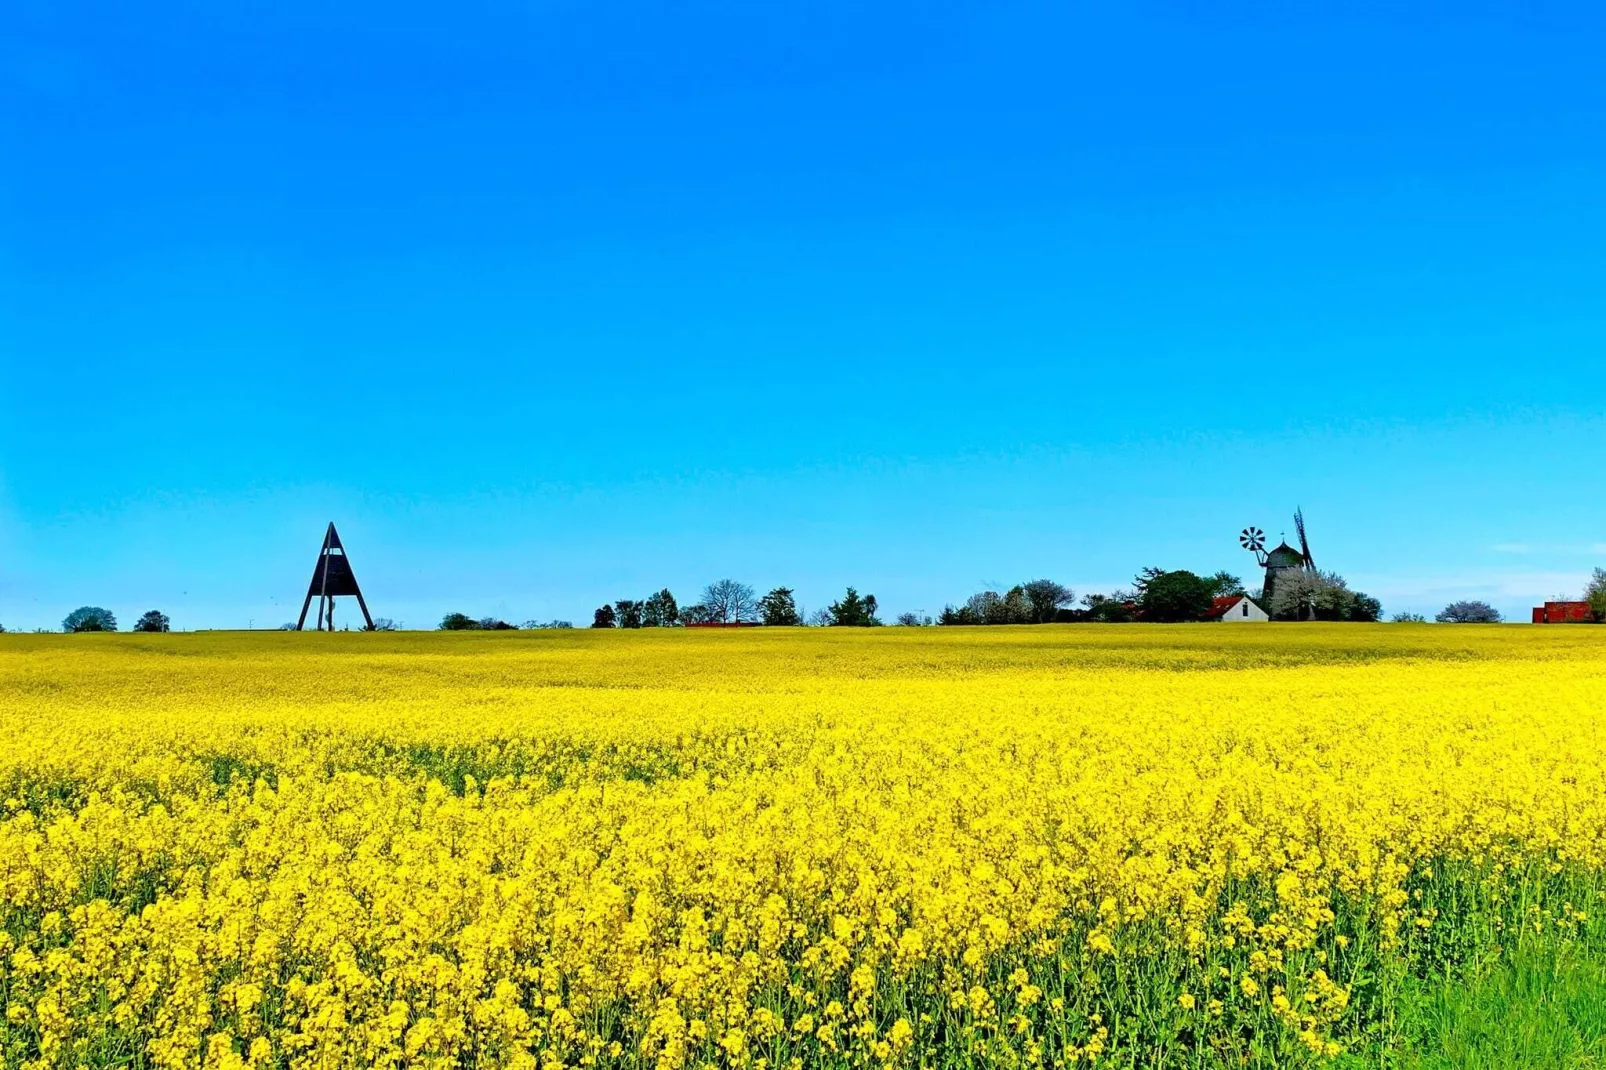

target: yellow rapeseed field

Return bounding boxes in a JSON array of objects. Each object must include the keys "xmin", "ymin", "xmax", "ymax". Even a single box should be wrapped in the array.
[{"xmin": 2, "ymin": 625, "xmax": 1605, "ymax": 1069}]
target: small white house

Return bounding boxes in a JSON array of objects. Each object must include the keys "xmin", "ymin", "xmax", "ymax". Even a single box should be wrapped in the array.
[{"xmin": 1204, "ymin": 595, "xmax": 1269, "ymax": 623}]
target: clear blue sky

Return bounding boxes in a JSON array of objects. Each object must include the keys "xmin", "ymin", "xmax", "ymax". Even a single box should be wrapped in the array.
[{"xmin": 3, "ymin": 2, "xmax": 1604, "ymax": 629}]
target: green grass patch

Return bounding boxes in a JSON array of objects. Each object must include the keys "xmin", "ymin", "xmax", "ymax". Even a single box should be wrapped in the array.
[{"xmin": 1344, "ymin": 936, "xmax": 1606, "ymax": 1068}]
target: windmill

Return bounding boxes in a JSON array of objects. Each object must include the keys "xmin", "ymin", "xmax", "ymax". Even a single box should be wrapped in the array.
[
  {"xmin": 295, "ymin": 522, "xmax": 375, "ymax": 631},
  {"xmin": 1239, "ymin": 509, "xmax": 1316, "ymax": 611}
]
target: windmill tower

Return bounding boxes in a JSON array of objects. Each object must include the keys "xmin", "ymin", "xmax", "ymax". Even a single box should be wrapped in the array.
[
  {"xmin": 295, "ymin": 523, "xmax": 375, "ymax": 631},
  {"xmin": 1239, "ymin": 508, "xmax": 1316, "ymax": 613}
]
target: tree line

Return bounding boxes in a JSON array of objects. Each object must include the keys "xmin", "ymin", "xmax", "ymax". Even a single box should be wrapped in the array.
[{"xmin": 20, "ymin": 567, "xmax": 1605, "ymax": 634}]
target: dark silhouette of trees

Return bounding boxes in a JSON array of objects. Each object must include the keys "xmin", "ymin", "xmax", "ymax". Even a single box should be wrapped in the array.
[
  {"xmin": 642, "ymin": 589, "xmax": 679, "ymax": 627},
  {"xmin": 133, "ymin": 610, "xmax": 170, "ymax": 633},
  {"xmin": 439, "ymin": 612, "xmax": 481, "ymax": 630},
  {"xmin": 63, "ymin": 606, "xmax": 117, "ymax": 632},
  {"xmin": 828, "ymin": 588, "xmax": 881, "ymax": 627},
  {"xmin": 758, "ymin": 588, "xmax": 803, "ymax": 626},
  {"xmin": 477, "ymin": 617, "xmax": 517, "ymax": 630},
  {"xmin": 1080, "ymin": 593, "xmax": 1137, "ymax": 623},
  {"xmin": 1022, "ymin": 580, "xmax": 1075, "ymax": 624},
  {"xmin": 614, "ymin": 600, "xmax": 644, "ymax": 629},
  {"xmin": 591, "ymin": 605, "xmax": 617, "ymax": 628},
  {"xmin": 1437, "ymin": 600, "xmax": 1502, "ymax": 623},
  {"xmin": 700, "ymin": 579, "xmax": 756, "ymax": 624}
]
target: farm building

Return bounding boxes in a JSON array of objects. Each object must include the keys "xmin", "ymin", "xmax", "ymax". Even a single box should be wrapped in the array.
[
  {"xmin": 1532, "ymin": 601, "xmax": 1594, "ymax": 624},
  {"xmin": 1204, "ymin": 595, "xmax": 1269, "ymax": 623}
]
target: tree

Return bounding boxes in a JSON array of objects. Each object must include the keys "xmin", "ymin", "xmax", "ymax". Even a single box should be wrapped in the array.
[
  {"xmin": 1080, "ymin": 592, "xmax": 1136, "ymax": 623},
  {"xmin": 895, "ymin": 612, "xmax": 932, "ymax": 626},
  {"xmin": 1204, "ymin": 571, "xmax": 1245, "ymax": 598},
  {"xmin": 642, "ymin": 589, "xmax": 679, "ymax": 627},
  {"xmin": 937, "ymin": 604, "xmax": 976, "ymax": 625},
  {"xmin": 63, "ymin": 606, "xmax": 117, "ymax": 632},
  {"xmin": 999, "ymin": 585, "xmax": 1033, "ymax": 624},
  {"xmin": 363, "ymin": 618, "xmax": 399, "ymax": 631},
  {"xmin": 1271, "ymin": 570, "xmax": 1378, "ymax": 622},
  {"xmin": 478, "ymin": 617, "xmax": 518, "ymax": 630},
  {"xmin": 1022, "ymin": 579, "xmax": 1075, "ymax": 624},
  {"xmin": 1585, "ymin": 568, "xmax": 1606, "ymax": 622},
  {"xmin": 438, "ymin": 612, "xmax": 481, "ymax": 630},
  {"xmin": 522, "ymin": 619, "xmax": 573, "ymax": 629},
  {"xmin": 1437, "ymin": 600, "xmax": 1502, "ymax": 624},
  {"xmin": 757, "ymin": 587, "xmax": 803, "ymax": 626},
  {"xmin": 1349, "ymin": 594, "xmax": 1383, "ymax": 623},
  {"xmin": 133, "ymin": 610, "xmax": 171, "ymax": 633},
  {"xmin": 1137, "ymin": 571, "xmax": 1214, "ymax": 623},
  {"xmin": 1133, "ymin": 566, "xmax": 1168, "ymax": 593},
  {"xmin": 1391, "ymin": 611, "xmax": 1427, "ymax": 623},
  {"xmin": 614, "ymin": 600, "xmax": 644, "ymax": 629},
  {"xmin": 828, "ymin": 587, "xmax": 882, "ymax": 626},
  {"xmin": 591, "ymin": 605, "xmax": 617, "ymax": 628},
  {"xmin": 701, "ymin": 579, "xmax": 757, "ymax": 624},
  {"xmin": 680, "ymin": 604, "xmax": 714, "ymax": 625},
  {"xmin": 807, "ymin": 607, "xmax": 834, "ymax": 627},
  {"xmin": 1269, "ymin": 570, "xmax": 1322, "ymax": 621},
  {"xmin": 965, "ymin": 591, "xmax": 1003, "ymax": 623}
]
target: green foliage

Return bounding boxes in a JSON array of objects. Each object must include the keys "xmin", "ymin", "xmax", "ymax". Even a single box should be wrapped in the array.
[
  {"xmin": 1392, "ymin": 611, "xmax": 1428, "ymax": 623},
  {"xmin": 1205, "ymin": 571, "xmax": 1246, "ymax": 598},
  {"xmin": 477, "ymin": 617, "xmax": 517, "ymax": 631},
  {"xmin": 132, "ymin": 610, "xmax": 171, "ymax": 633},
  {"xmin": 758, "ymin": 587, "xmax": 803, "ymax": 626},
  {"xmin": 591, "ymin": 605, "xmax": 617, "ymax": 629},
  {"xmin": 62, "ymin": 606, "xmax": 117, "ymax": 633},
  {"xmin": 1079, "ymin": 593, "xmax": 1137, "ymax": 623},
  {"xmin": 642, "ymin": 589, "xmax": 679, "ymax": 628},
  {"xmin": 1137, "ymin": 570, "xmax": 1214, "ymax": 623},
  {"xmin": 1339, "ymin": 936, "xmax": 1606, "ymax": 1069},
  {"xmin": 1022, "ymin": 579, "xmax": 1075, "ymax": 623},
  {"xmin": 827, "ymin": 587, "xmax": 881, "ymax": 627},
  {"xmin": 1437, "ymin": 600, "xmax": 1502, "ymax": 624},
  {"xmin": 614, "ymin": 600, "xmax": 644, "ymax": 629},
  {"xmin": 438, "ymin": 612, "xmax": 482, "ymax": 630},
  {"xmin": 1586, "ymin": 567, "xmax": 1606, "ymax": 623}
]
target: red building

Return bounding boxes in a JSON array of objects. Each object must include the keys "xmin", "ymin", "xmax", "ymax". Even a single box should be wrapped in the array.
[{"xmin": 1532, "ymin": 601, "xmax": 1593, "ymax": 624}]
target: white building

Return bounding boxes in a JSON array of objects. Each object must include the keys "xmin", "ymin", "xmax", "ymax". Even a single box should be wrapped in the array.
[{"xmin": 1204, "ymin": 595, "xmax": 1269, "ymax": 623}]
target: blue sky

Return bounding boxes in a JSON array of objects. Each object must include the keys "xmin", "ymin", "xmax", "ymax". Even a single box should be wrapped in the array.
[{"xmin": 3, "ymin": 1, "xmax": 1604, "ymax": 629}]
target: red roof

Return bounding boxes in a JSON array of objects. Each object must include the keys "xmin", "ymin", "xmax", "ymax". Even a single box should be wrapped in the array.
[{"xmin": 1201, "ymin": 595, "xmax": 1244, "ymax": 621}]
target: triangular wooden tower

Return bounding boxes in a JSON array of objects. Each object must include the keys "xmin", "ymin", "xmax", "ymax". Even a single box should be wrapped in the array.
[{"xmin": 296, "ymin": 522, "xmax": 374, "ymax": 631}]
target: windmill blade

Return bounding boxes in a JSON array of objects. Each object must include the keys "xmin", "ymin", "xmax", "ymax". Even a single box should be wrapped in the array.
[{"xmin": 1294, "ymin": 508, "xmax": 1315, "ymax": 570}]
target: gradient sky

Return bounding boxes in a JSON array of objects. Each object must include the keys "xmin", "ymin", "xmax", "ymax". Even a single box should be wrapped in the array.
[{"xmin": 3, "ymin": 1, "xmax": 1605, "ymax": 630}]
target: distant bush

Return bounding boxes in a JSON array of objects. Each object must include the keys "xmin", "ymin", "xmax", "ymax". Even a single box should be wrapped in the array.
[
  {"xmin": 133, "ymin": 610, "xmax": 171, "ymax": 633},
  {"xmin": 362, "ymin": 618, "xmax": 400, "ymax": 631},
  {"xmin": 63, "ymin": 606, "xmax": 117, "ymax": 633},
  {"xmin": 1391, "ymin": 612, "xmax": 1427, "ymax": 623},
  {"xmin": 478, "ymin": 618, "xmax": 518, "ymax": 631},
  {"xmin": 439, "ymin": 613, "xmax": 482, "ymax": 631},
  {"xmin": 522, "ymin": 620, "xmax": 574, "ymax": 630},
  {"xmin": 895, "ymin": 612, "xmax": 932, "ymax": 626},
  {"xmin": 1437, "ymin": 600, "xmax": 1502, "ymax": 624}
]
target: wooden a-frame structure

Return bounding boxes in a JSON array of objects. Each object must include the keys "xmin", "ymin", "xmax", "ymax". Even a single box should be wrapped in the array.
[{"xmin": 296, "ymin": 522, "xmax": 374, "ymax": 631}]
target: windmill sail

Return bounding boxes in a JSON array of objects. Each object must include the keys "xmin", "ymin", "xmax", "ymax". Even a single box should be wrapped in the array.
[{"xmin": 1294, "ymin": 508, "xmax": 1315, "ymax": 571}]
